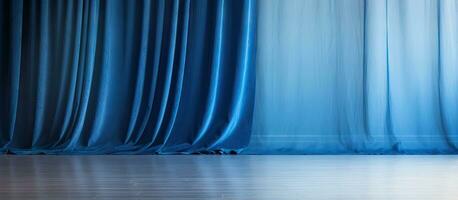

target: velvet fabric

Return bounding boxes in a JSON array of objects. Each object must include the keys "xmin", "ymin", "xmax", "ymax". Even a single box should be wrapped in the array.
[{"xmin": 0, "ymin": 0, "xmax": 256, "ymax": 154}]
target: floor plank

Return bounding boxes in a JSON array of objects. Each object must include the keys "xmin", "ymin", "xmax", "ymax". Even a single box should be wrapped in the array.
[{"xmin": 0, "ymin": 155, "xmax": 458, "ymax": 199}]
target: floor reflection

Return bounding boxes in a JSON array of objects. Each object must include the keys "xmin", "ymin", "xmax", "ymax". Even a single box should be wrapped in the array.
[{"xmin": 1, "ymin": 155, "xmax": 458, "ymax": 199}]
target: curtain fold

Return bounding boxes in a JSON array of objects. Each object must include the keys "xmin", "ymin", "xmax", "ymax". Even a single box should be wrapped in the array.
[
  {"xmin": 247, "ymin": 0, "xmax": 458, "ymax": 154},
  {"xmin": 2, "ymin": 0, "xmax": 457, "ymax": 155},
  {"xmin": 0, "ymin": 0, "xmax": 256, "ymax": 154}
]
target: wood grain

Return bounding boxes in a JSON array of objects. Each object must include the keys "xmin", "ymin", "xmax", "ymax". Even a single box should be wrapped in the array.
[{"xmin": 0, "ymin": 155, "xmax": 458, "ymax": 199}]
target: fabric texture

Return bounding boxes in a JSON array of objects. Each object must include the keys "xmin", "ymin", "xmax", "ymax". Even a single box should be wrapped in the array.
[
  {"xmin": 247, "ymin": 0, "xmax": 458, "ymax": 154},
  {"xmin": 0, "ymin": 0, "xmax": 256, "ymax": 154},
  {"xmin": 2, "ymin": 0, "xmax": 458, "ymax": 155}
]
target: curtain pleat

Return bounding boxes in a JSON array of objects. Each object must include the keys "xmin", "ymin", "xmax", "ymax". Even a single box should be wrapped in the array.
[
  {"xmin": 4, "ymin": 0, "xmax": 456, "ymax": 155},
  {"xmin": 0, "ymin": 0, "xmax": 256, "ymax": 154},
  {"xmin": 248, "ymin": 0, "xmax": 458, "ymax": 154}
]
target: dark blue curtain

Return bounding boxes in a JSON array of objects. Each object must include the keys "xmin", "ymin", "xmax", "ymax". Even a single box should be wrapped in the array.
[{"xmin": 0, "ymin": 0, "xmax": 256, "ymax": 154}]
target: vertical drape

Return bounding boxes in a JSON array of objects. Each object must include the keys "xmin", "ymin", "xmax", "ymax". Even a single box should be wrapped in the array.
[
  {"xmin": 248, "ymin": 0, "xmax": 458, "ymax": 154},
  {"xmin": 0, "ymin": 0, "xmax": 256, "ymax": 154},
  {"xmin": 3, "ymin": 0, "xmax": 457, "ymax": 155}
]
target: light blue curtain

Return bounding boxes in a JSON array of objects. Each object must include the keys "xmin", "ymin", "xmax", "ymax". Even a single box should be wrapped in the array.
[{"xmin": 247, "ymin": 0, "xmax": 458, "ymax": 154}]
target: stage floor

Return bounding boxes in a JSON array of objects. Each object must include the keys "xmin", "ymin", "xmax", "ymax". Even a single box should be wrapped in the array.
[{"xmin": 0, "ymin": 155, "xmax": 457, "ymax": 199}]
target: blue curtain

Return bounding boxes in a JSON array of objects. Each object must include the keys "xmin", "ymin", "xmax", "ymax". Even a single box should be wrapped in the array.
[
  {"xmin": 2, "ymin": 0, "xmax": 458, "ymax": 155},
  {"xmin": 0, "ymin": 0, "xmax": 256, "ymax": 154},
  {"xmin": 247, "ymin": 0, "xmax": 458, "ymax": 154}
]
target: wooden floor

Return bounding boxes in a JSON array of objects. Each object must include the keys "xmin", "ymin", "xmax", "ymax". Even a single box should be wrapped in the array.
[{"xmin": 0, "ymin": 155, "xmax": 458, "ymax": 199}]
